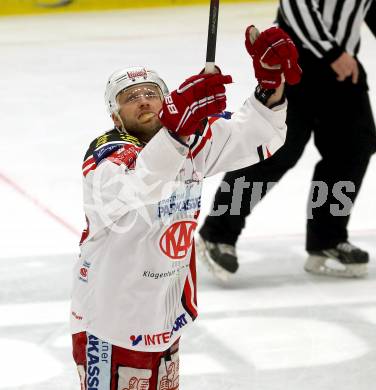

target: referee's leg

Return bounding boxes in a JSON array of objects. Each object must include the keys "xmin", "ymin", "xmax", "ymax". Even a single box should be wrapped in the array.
[{"xmin": 307, "ymin": 66, "xmax": 376, "ymax": 251}]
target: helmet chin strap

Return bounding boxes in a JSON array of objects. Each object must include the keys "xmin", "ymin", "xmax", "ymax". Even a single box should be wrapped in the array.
[
  {"xmin": 114, "ymin": 112, "xmax": 129, "ymax": 135},
  {"xmin": 114, "ymin": 112, "xmax": 151, "ymax": 146}
]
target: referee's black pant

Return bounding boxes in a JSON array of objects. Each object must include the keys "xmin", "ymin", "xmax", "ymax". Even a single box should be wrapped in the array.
[{"xmin": 200, "ymin": 53, "xmax": 376, "ymax": 252}]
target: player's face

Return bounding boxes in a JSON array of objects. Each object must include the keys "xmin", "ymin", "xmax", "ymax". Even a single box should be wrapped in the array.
[{"xmin": 113, "ymin": 83, "xmax": 163, "ymax": 142}]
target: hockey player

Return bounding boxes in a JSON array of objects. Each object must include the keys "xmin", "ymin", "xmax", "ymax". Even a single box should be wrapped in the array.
[{"xmin": 70, "ymin": 25, "xmax": 301, "ymax": 390}]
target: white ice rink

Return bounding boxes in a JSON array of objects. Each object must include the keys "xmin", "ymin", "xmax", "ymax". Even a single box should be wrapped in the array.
[{"xmin": 0, "ymin": 2, "xmax": 375, "ymax": 389}]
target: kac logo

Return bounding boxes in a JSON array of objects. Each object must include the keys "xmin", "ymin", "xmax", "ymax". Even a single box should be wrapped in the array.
[{"xmin": 159, "ymin": 220, "xmax": 197, "ymax": 260}]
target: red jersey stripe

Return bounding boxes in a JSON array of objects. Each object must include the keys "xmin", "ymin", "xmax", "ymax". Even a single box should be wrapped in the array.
[
  {"xmin": 181, "ymin": 243, "xmax": 198, "ymax": 319},
  {"xmin": 192, "ymin": 126, "xmax": 213, "ymax": 159},
  {"xmin": 82, "ymin": 156, "xmax": 95, "ymax": 170},
  {"xmin": 83, "ymin": 163, "xmax": 97, "ymax": 177}
]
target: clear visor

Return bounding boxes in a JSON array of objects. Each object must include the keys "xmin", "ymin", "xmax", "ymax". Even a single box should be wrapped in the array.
[{"xmin": 117, "ymin": 84, "xmax": 162, "ymax": 105}]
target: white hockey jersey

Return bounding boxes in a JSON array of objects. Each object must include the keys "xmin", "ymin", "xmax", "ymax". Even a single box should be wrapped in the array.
[{"xmin": 70, "ymin": 95, "xmax": 287, "ymax": 352}]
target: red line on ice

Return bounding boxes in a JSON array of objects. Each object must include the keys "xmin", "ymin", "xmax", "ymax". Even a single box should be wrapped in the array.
[{"xmin": 0, "ymin": 171, "xmax": 80, "ymax": 237}]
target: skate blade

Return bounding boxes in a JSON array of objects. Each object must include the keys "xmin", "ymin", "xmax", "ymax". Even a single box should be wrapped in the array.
[
  {"xmin": 304, "ymin": 255, "xmax": 368, "ymax": 278},
  {"xmin": 196, "ymin": 237, "xmax": 232, "ymax": 282}
]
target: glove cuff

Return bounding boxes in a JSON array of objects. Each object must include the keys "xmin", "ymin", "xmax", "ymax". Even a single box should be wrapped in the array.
[
  {"xmin": 167, "ymin": 130, "xmax": 190, "ymax": 147},
  {"xmin": 254, "ymin": 84, "xmax": 276, "ymax": 105}
]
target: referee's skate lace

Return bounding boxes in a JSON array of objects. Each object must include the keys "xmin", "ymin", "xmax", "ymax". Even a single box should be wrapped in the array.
[
  {"xmin": 337, "ymin": 242, "xmax": 361, "ymax": 253},
  {"xmin": 216, "ymin": 243, "xmax": 236, "ymax": 257},
  {"xmin": 305, "ymin": 241, "xmax": 369, "ymax": 278}
]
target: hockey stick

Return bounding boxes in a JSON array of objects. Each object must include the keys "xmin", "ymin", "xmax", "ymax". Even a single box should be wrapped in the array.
[{"xmin": 204, "ymin": 0, "xmax": 220, "ymax": 73}]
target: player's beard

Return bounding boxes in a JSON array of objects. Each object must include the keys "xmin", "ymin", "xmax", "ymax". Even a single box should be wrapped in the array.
[{"xmin": 122, "ymin": 115, "xmax": 162, "ymax": 144}]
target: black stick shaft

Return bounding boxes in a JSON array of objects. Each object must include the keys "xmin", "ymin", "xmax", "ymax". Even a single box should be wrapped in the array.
[{"xmin": 205, "ymin": 0, "xmax": 219, "ymax": 73}]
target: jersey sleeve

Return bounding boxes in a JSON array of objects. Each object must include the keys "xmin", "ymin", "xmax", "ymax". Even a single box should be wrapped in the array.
[
  {"xmin": 83, "ymin": 128, "xmax": 188, "ymax": 237},
  {"xmin": 196, "ymin": 94, "xmax": 287, "ymax": 177}
]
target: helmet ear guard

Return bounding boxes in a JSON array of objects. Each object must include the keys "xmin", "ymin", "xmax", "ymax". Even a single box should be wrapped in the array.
[{"xmin": 104, "ymin": 66, "xmax": 169, "ymax": 116}]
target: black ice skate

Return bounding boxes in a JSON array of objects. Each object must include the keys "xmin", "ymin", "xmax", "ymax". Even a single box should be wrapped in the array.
[
  {"xmin": 196, "ymin": 235, "xmax": 239, "ymax": 282},
  {"xmin": 305, "ymin": 242, "xmax": 369, "ymax": 278}
]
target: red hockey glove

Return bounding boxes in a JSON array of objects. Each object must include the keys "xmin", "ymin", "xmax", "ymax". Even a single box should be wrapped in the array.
[
  {"xmin": 245, "ymin": 25, "xmax": 302, "ymax": 89},
  {"xmin": 159, "ymin": 73, "xmax": 232, "ymax": 136}
]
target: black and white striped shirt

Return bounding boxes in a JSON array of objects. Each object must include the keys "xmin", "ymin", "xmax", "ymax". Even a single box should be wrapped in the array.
[{"xmin": 278, "ymin": 0, "xmax": 375, "ymax": 62}]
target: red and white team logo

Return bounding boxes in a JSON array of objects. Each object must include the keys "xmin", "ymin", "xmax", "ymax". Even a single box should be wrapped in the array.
[
  {"xmin": 159, "ymin": 221, "xmax": 197, "ymax": 260},
  {"xmin": 127, "ymin": 68, "xmax": 148, "ymax": 79},
  {"xmin": 80, "ymin": 267, "xmax": 88, "ymax": 278},
  {"xmin": 107, "ymin": 144, "xmax": 142, "ymax": 170}
]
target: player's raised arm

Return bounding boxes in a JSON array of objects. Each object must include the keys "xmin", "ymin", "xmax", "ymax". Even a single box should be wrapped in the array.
[{"xmin": 200, "ymin": 25, "xmax": 302, "ymax": 177}]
